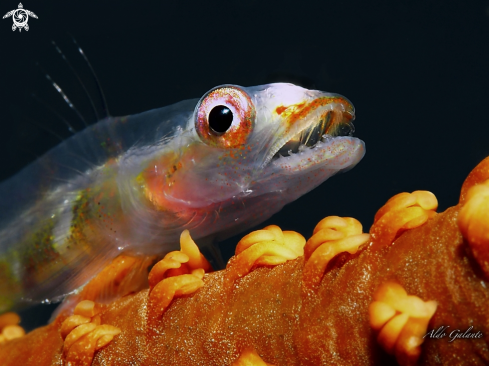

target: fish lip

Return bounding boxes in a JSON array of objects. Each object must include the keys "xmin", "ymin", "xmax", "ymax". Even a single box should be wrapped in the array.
[{"xmin": 267, "ymin": 96, "xmax": 357, "ymax": 164}]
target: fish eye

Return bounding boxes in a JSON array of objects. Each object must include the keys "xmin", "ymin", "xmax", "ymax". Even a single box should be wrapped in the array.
[
  {"xmin": 208, "ymin": 105, "xmax": 233, "ymax": 134},
  {"xmin": 195, "ymin": 85, "xmax": 255, "ymax": 148}
]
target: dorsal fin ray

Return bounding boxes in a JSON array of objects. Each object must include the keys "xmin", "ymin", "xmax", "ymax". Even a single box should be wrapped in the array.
[
  {"xmin": 36, "ymin": 62, "xmax": 89, "ymax": 127},
  {"xmin": 71, "ymin": 36, "xmax": 110, "ymax": 119},
  {"xmin": 32, "ymin": 37, "xmax": 111, "ymax": 136},
  {"xmin": 51, "ymin": 41, "xmax": 102, "ymax": 123}
]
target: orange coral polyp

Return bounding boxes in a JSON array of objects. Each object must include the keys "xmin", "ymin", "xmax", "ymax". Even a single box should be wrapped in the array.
[
  {"xmin": 0, "ymin": 312, "xmax": 20, "ymax": 330},
  {"xmin": 95, "ymin": 334, "xmax": 115, "ymax": 350},
  {"xmin": 304, "ymin": 228, "xmax": 344, "ymax": 259},
  {"xmin": 377, "ymin": 312, "xmax": 410, "ymax": 353},
  {"xmin": 302, "ymin": 216, "xmax": 369, "ymax": 290},
  {"xmin": 60, "ymin": 315, "xmax": 91, "ymax": 338},
  {"xmin": 458, "ymin": 179, "xmax": 489, "ymax": 277},
  {"xmin": 303, "ymin": 233, "xmax": 370, "ymax": 290},
  {"xmin": 148, "ymin": 251, "xmax": 189, "ymax": 290},
  {"xmin": 313, "ymin": 215, "xmax": 363, "ymax": 235},
  {"xmin": 374, "ymin": 191, "xmax": 437, "ymax": 222},
  {"xmin": 373, "ymin": 281, "xmax": 407, "ymax": 303},
  {"xmin": 147, "ymin": 229, "xmax": 212, "ymax": 293},
  {"xmin": 227, "ymin": 242, "xmax": 296, "ymax": 276},
  {"xmin": 369, "ymin": 301, "xmax": 397, "ymax": 330},
  {"xmin": 63, "ymin": 323, "xmax": 97, "ymax": 353},
  {"xmin": 231, "ymin": 347, "xmax": 276, "ymax": 366},
  {"xmin": 0, "ymin": 312, "xmax": 24, "ymax": 345},
  {"xmin": 147, "ymin": 273, "xmax": 204, "ymax": 329},
  {"xmin": 146, "ymin": 230, "xmax": 211, "ymax": 328},
  {"xmin": 235, "ymin": 225, "xmax": 284, "ymax": 254},
  {"xmin": 65, "ymin": 324, "xmax": 121, "ymax": 366},
  {"xmin": 73, "ymin": 299, "xmax": 107, "ymax": 318},
  {"xmin": 370, "ymin": 191, "xmax": 438, "ymax": 250},
  {"xmin": 180, "ymin": 229, "xmax": 213, "ymax": 272},
  {"xmin": 459, "ymin": 156, "xmax": 489, "ymax": 203},
  {"xmin": 0, "ymin": 325, "xmax": 25, "ymax": 345},
  {"xmin": 60, "ymin": 299, "xmax": 121, "ymax": 365},
  {"xmin": 225, "ymin": 225, "xmax": 305, "ymax": 287},
  {"xmin": 373, "ymin": 283, "xmax": 436, "ymax": 319},
  {"xmin": 369, "ymin": 282, "xmax": 437, "ymax": 366},
  {"xmin": 236, "ymin": 230, "xmax": 277, "ymax": 253}
]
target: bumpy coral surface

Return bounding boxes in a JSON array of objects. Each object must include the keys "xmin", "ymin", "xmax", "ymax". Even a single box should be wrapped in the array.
[{"xmin": 1, "ymin": 158, "xmax": 489, "ymax": 365}]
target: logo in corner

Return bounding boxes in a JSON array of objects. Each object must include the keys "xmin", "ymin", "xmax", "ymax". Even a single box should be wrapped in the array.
[{"xmin": 3, "ymin": 3, "xmax": 38, "ymax": 32}]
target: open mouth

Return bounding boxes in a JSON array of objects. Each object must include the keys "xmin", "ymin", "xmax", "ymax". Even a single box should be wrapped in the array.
[{"xmin": 273, "ymin": 106, "xmax": 356, "ymax": 159}]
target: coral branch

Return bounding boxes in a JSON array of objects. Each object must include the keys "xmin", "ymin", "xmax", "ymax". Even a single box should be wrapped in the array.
[{"xmin": 3, "ymin": 158, "xmax": 489, "ymax": 365}]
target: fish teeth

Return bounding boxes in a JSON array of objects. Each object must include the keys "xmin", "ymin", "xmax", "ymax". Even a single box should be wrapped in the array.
[
  {"xmin": 273, "ymin": 133, "xmax": 335, "ymax": 161},
  {"xmin": 321, "ymin": 134, "xmax": 333, "ymax": 141}
]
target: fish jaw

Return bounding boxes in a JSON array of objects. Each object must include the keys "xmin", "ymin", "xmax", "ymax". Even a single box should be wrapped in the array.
[{"xmin": 250, "ymin": 136, "xmax": 365, "ymax": 201}]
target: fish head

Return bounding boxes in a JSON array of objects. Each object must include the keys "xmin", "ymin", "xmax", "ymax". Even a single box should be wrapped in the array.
[{"xmin": 140, "ymin": 83, "xmax": 365, "ymax": 240}]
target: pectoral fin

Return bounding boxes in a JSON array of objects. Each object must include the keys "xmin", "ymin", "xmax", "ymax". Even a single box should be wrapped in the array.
[{"xmin": 51, "ymin": 255, "xmax": 156, "ymax": 320}]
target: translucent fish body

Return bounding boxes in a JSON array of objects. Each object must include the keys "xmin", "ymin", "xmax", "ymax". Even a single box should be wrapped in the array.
[{"xmin": 0, "ymin": 83, "xmax": 365, "ymax": 311}]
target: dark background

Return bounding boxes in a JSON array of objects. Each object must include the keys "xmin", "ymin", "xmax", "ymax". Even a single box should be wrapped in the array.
[{"xmin": 1, "ymin": 0, "xmax": 489, "ymax": 330}]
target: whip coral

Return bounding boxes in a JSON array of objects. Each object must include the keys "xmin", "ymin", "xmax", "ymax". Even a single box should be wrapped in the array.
[{"xmin": 2, "ymin": 158, "xmax": 489, "ymax": 365}]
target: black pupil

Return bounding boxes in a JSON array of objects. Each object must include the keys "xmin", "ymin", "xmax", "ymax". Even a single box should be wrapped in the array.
[{"xmin": 208, "ymin": 105, "xmax": 233, "ymax": 134}]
